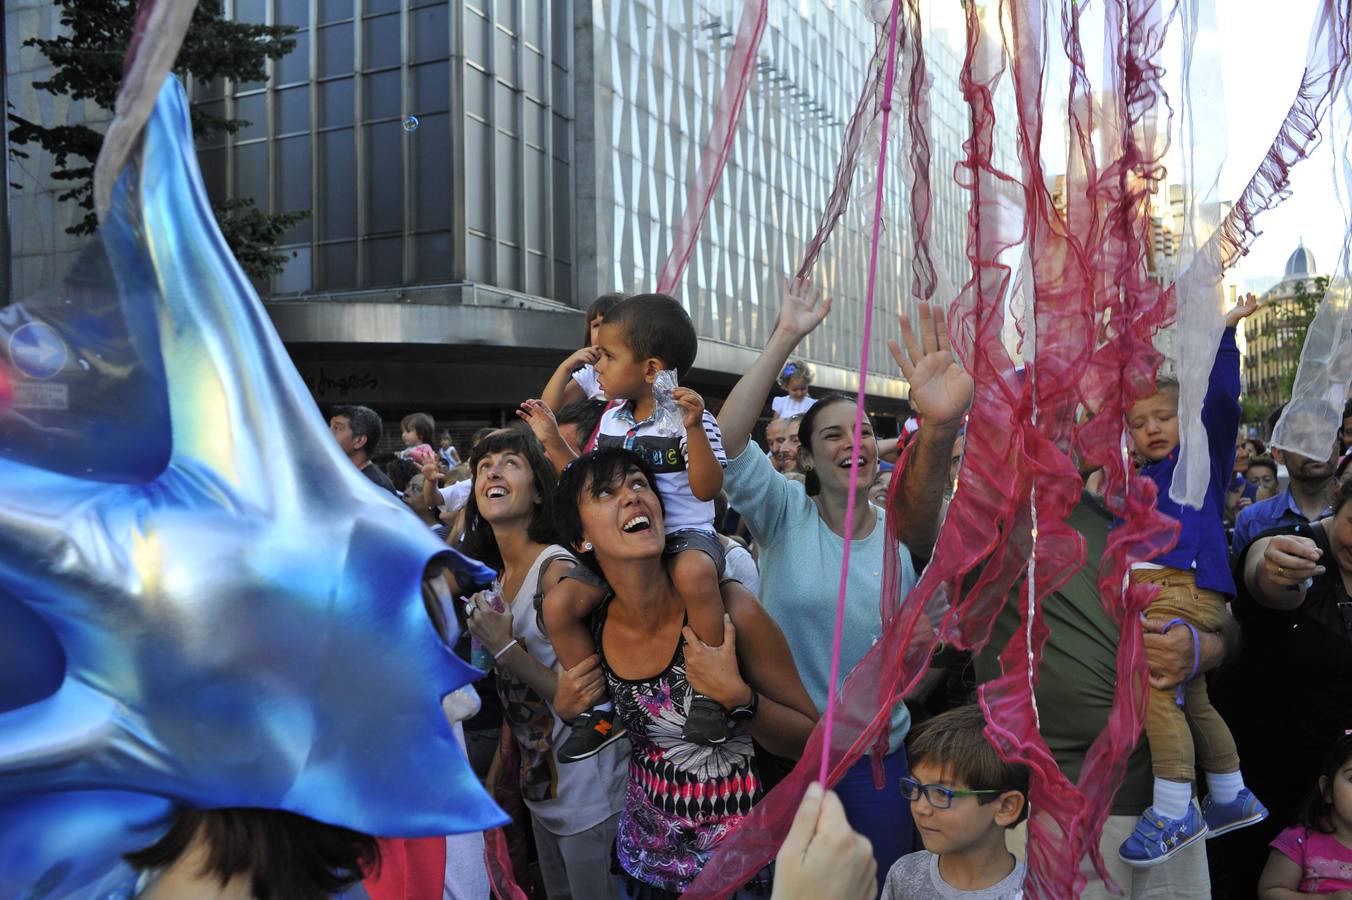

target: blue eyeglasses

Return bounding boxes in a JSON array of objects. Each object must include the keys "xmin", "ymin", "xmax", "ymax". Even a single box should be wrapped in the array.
[{"xmin": 899, "ymin": 776, "xmax": 1002, "ymax": 810}]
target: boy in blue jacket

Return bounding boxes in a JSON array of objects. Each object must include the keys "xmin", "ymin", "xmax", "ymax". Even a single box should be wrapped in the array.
[{"xmin": 1117, "ymin": 295, "xmax": 1268, "ymax": 867}]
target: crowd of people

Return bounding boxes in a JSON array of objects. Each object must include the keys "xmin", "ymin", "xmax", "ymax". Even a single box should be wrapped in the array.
[{"xmin": 136, "ymin": 282, "xmax": 1352, "ymax": 900}]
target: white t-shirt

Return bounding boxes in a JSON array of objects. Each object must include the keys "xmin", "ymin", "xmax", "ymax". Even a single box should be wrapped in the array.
[
  {"xmin": 571, "ymin": 364, "xmax": 606, "ymax": 400},
  {"xmin": 438, "ymin": 478, "xmax": 473, "ymax": 512},
  {"xmin": 507, "ymin": 547, "xmax": 627, "ymax": 836},
  {"xmin": 772, "ymin": 393, "xmax": 816, "ymax": 419},
  {"xmin": 882, "ymin": 851, "xmax": 1025, "ymax": 900},
  {"xmin": 590, "ymin": 401, "xmax": 727, "ymax": 533}
]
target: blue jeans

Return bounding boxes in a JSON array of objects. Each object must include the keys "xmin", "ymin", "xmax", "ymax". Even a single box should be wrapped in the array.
[{"xmin": 835, "ymin": 748, "xmax": 914, "ymax": 892}]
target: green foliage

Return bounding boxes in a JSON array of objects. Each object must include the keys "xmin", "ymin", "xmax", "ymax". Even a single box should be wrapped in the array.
[{"xmin": 7, "ymin": 0, "xmax": 307, "ymax": 279}]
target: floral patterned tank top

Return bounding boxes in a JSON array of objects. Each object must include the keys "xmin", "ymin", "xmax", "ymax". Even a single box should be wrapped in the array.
[{"xmin": 593, "ymin": 597, "xmax": 770, "ymax": 896}]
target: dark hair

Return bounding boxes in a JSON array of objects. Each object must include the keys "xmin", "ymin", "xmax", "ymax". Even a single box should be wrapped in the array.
[
  {"xmin": 471, "ymin": 427, "xmax": 497, "ymax": 450},
  {"xmin": 1334, "ymin": 476, "xmax": 1352, "ymax": 514},
  {"xmin": 400, "ymin": 412, "xmax": 436, "ymax": 445},
  {"xmin": 1344, "ymin": 399, "xmax": 1352, "ymax": 422},
  {"xmin": 332, "ymin": 405, "xmax": 383, "ymax": 454},
  {"xmin": 584, "ymin": 293, "xmax": 626, "ymax": 345},
  {"xmin": 124, "ymin": 808, "xmax": 378, "ymax": 900},
  {"xmin": 907, "ymin": 704, "xmax": 1030, "ymax": 826},
  {"xmin": 556, "ymin": 398, "xmax": 608, "ymax": 446},
  {"xmin": 602, "ymin": 293, "xmax": 698, "ymax": 378},
  {"xmin": 554, "ymin": 447, "xmax": 664, "ymax": 577},
  {"xmin": 796, "ymin": 394, "xmax": 874, "ymax": 497},
  {"xmin": 1246, "ymin": 454, "xmax": 1278, "ymax": 478},
  {"xmin": 1266, "ymin": 403, "xmax": 1287, "ymax": 440},
  {"xmin": 388, "ymin": 457, "xmax": 421, "ymax": 493},
  {"xmin": 457, "ymin": 428, "xmax": 559, "ymax": 571},
  {"xmin": 1296, "ymin": 733, "xmax": 1352, "ymax": 834},
  {"xmin": 1243, "ymin": 437, "xmax": 1267, "ymax": 456}
]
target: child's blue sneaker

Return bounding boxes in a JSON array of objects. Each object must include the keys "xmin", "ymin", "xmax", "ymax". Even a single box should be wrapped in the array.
[
  {"xmin": 1118, "ymin": 802, "xmax": 1209, "ymax": 868},
  {"xmin": 1201, "ymin": 788, "xmax": 1269, "ymax": 838}
]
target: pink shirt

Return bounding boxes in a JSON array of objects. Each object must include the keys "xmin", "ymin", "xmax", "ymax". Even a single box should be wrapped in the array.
[{"xmin": 1272, "ymin": 825, "xmax": 1352, "ymax": 893}]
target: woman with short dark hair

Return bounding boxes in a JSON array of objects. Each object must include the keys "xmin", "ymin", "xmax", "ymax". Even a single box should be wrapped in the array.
[{"xmin": 552, "ymin": 447, "xmax": 818, "ymax": 898}]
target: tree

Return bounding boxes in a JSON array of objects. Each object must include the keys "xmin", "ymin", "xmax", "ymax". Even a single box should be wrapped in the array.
[
  {"xmin": 1276, "ymin": 274, "xmax": 1328, "ymax": 401},
  {"xmin": 8, "ymin": 0, "xmax": 307, "ymax": 279}
]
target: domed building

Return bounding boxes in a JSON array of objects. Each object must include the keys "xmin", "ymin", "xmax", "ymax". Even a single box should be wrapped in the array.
[{"xmin": 1242, "ymin": 240, "xmax": 1326, "ymax": 408}]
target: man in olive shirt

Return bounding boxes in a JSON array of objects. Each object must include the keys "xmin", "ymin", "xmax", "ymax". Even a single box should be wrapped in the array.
[{"xmin": 973, "ymin": 493, "xmax": 1237, "ymax": 899}]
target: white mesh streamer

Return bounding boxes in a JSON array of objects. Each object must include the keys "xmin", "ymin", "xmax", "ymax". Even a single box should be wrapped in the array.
[
  {"xmin": 1167, "ymin": 0, "xmax": 1230, "ymax": 509},
  {"xmin": 1271, "ymin": 42, "xmax": 1352, "ymax": 463}
]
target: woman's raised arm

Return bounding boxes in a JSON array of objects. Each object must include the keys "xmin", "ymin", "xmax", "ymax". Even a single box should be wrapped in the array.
[{"xmin": 718, "ymin": 280, "xmax": 832, "ymax": 459}]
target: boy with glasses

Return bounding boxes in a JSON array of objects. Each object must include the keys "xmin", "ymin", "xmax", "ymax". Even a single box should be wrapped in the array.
[{"xmin": 884, "ymin": 705, "xmax": 1029, "ymax": 900}]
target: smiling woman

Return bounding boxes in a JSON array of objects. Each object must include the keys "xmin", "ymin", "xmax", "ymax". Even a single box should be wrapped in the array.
[
  {"xmin": 551, "ymin": 448, "xmax": 819, "ymax": 899},
  {"xmin": 455, "ymin": 428, "xmax": 629, "ymax": 900}
]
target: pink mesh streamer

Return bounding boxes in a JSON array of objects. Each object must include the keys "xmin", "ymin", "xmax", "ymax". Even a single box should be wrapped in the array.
[
  {"xmin": 654, "ymin": 0, "xmax": 768, "ymax": 295},
  {"xmin": 685, "ymin": 2, "xmax": 1344, "ymax": 898}
]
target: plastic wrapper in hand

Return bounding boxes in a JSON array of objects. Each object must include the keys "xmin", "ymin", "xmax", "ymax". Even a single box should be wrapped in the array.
[{"xmin": 653, "ymin": 369, "xmax": 683, "ymax": 437}]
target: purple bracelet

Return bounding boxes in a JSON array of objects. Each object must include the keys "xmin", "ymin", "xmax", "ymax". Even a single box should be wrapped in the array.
[{"xmin": 1160, "ymin": 617, "xmax": 1201, "ymax": 707}]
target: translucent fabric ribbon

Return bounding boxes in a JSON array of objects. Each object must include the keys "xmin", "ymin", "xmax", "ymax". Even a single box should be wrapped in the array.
[
  {"xmin": 654, "ymin": 0, "xmax": 768, "ymax": 295},
  {"xmin": 686, "ymin": 2, "xmax": 1346, "ymax": 898},
  {"xmin": 1271, "ymin": 4, "xmax": 1352, "ymax": 464}
]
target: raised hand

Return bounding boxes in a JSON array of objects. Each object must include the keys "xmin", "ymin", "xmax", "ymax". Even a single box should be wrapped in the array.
[
  {"xmin": 1225, "ymin": 292, "xmax": 1260, "ymax": 328},
  {"xmin": 888, "ymin": 301, "xmax": 972, "ymax": 430},
  {"xmin": 517, "ymin": 398, "xmax": 562, "ymax": 446},
  {"xmin": 563, "ymin": 346, "xmax": 602, "ymax": 373},
  {"xmin": 672, "ymin": 387, "xmax": 707, "ymax": 430},
  {"xmin": 775, "ymin": 278, "xmax": 833, "ymax": 340}
]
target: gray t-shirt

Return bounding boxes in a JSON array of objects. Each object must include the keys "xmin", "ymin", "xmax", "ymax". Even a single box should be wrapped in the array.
[{"xmin": 881, "ymin": 851, "xmax": 1025, "ymax": 900}]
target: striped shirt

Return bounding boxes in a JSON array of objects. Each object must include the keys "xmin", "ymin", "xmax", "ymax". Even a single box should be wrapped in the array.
[{"xmin": 591, "ymin": 401, "xmax": 726, "ymax": 534}]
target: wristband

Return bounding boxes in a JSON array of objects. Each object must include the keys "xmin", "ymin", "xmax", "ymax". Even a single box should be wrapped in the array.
[
  {"xmin": 493, "ymin": 639, "xmax": 519, "ymax": 662},
  {"xmin": 1160, "ymin": 617, "xmax": 1200, "ymax": 707}
]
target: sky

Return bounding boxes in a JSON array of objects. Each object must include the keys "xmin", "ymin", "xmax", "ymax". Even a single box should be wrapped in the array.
[{"xmin": 1213, "ymin": 0, "xmax": 1342, "ymax": 288}]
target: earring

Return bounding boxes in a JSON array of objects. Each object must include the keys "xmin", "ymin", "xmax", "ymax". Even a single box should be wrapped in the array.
[{"xmin": 583, "ymin": 542, "xmax": 593, "ymax": 551}]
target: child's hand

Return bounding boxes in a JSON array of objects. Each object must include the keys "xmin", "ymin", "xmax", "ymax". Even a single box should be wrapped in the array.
[
  {"xmin": 775, "ymin": 278, "xmax": 833, "ymax": 339},
  {"xmin": 419, "ymin": 457, "xmax": 444, "ymax": 483},
  {"xmin": 1225, "ymin": 292, "xmax": 1260, "ymax": 328},
  {"xmin": 517, "ymin": 398, "xmax": 562, "ymax": 445},
  {"xmin": 563, "ymin": 346, "xmax": 601, "ymax": 373},
  {"xmin": 672, "ymin": 387, "xmax": 706, "ymax": 430}
]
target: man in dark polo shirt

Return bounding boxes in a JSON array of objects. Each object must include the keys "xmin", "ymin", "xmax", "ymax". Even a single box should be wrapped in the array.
[
  {"xmin": 974, "ymin": 493, "xmax": 1238, "ymax": 899},
  {"xmin": 329, "ymin": 404, "xmax": 396, "ymax": 494}
]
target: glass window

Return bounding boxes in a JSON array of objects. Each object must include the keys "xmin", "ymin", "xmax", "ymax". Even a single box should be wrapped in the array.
[
  {"xmin": 277, "ymin": 134, "xmax": 312, "ymax": 242},
  {"xmin": 321, "ymin": 242, "xmax": 357, "ymax": 289},
  {"xmin": 364, "ymin": 0, "xmax": 400, "ymax": 13},
  {"xmin": 319, "ymin": 0, "xmax": 353, "ymax": 23},
  {"xmin": 412, "ymin": 113, "xmax": 451, "ymax": 231},
  {"xmin": 411, "ymin": 5, "xmax": 449, "ymax": 63},
  {"xmin": 414, "ymin": 232, "xmax": 453, "ymax": 283},
  {"xmin": 233, "ymin": 92, "xmax": 267, "ymax": 141},
  {"xmin": 276, "ymin": 0, "xmax": 309, "ymax": 27},
  {"xmin": 198, "ymin": 148, "xmax": 227, "ymax": 204},
  {"xmin": 194, "ymin": 99, "xmax": 228, "ymax": 148},
  {"xmin": 320, "ymin": 129, "xmax": 357, "ymax": 240},
  {"xmin": 277, "ymin": 32, "xmax": 310, "ymax": 85},
  {"xmin": 233, "ymin": 142, "xmax": 268, "ymax": 209},
  {"xmin": 319, "ymin": 78, "xmax": 355, "ymax": 128},
  {"xmin": 365, "ymin": 120, "xmax": 404, "ymax": 235},
  {"xmin": 319, "ymin": 23, "xmax": 354, "ymax": 78},
  {"xmin": 363, "ymin": 70, "xmax": 401, "ymax": 120},
  {"xmin": 411, "ymin": 61, "xmax": 450, "ymax": 115},
  {"xmin": 365, "ymin": 237, "xmax": 403, "ymax": 286},
  {"xmin": 363, "ymin": 14, "xmax": 401, "ymax": 71},
  {"xmin": 273, "ymin": 245, "xmax": 311, "ymax": 293},
  {"xmin": 236, "ymin": 0, "xmax": 266, "ymax": 23},
  {"xmin": 276, "ymin": 85, "xmax": 308, "ymax": 135}
]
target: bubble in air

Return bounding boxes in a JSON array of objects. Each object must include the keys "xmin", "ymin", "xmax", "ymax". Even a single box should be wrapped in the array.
[{"xmin": 402, "ymin": 115, "xmax": 420, "ymax": 133}]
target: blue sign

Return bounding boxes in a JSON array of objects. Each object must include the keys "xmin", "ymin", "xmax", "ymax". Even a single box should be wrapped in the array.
[{"xmin": 9, "ymin": 322, "xmax": 68, "ymax": 380}]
